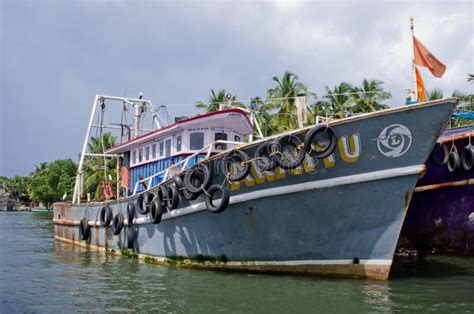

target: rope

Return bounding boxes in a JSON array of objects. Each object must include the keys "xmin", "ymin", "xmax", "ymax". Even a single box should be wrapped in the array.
[
  {"xmin": 201, "ymin": 184, "xmax": 211, "ymax": 197},
  {"xmin": 159, "ymin": 89, "xmax": 406, "ymax": 108}
]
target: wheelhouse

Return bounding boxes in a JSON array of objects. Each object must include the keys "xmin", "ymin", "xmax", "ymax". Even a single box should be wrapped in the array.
[{"xmin": 105, "ymin": 109, "xmax": 253, "ymax": 195}]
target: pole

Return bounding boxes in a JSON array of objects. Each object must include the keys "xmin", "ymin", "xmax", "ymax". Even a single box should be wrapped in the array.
[
  {"xmin": 410, "ymin": 17, "xmax": 418, "ymax": 102},
  {"xmin": 73, "ymin": 95, "xmax": 99, "ymax": 204}
]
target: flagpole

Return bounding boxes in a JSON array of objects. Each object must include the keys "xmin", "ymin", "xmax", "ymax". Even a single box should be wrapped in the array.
[{"xmin": 410, "ymin": 17, "xmax": 418, "ymax": 101}]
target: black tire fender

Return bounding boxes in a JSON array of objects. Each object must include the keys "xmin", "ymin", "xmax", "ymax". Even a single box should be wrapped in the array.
[
  {"xmin": 112, "ymin": 213, "xmax": 124, "ymax": 235},
  {"xmin": 127, "ymin": 227, "xmax": 135, "ymax": 249},
  {"xmin": 254, "ymin": 142, "xmax": 276, "ymax": 172},
  {"xmin": 430, "ymin": 142, "xmax": 449, "ymax": 166},
  {"xmin": 99, "ymin": 205, "xmax": 113, "ymax": 226},
  {"xmin": 166, "ymin": 184, "xmax": 179, "ymax": 210},
  {"xmin": 172, "ymin": 174, "xmax": 184, "ymax": 193},
  {"xmin": 447, "ymin": 149, "xmax": 461, "ymax": 172},
  {"xmin": 205, "ymin": 184, "xmax": 230, "ymax": 214},
  {"xmin": 137, "ymin": 192, "xmax": 153, "ymax": 215},
  {"xmin": 127, "ymin": 201, "xmax": 135, "ymax": 225},
  {"xmin": 184, "ymin": 163, "xmax": 213, "ymax": 194},
  {"xmin": 273, "ymin": 135, "xmax": 306, "ymax": 170},
  {"xmin": 150, "ymin": 196, "xmax": 165, "ymax": 224},
  {"xmin": 304, "ymin": 125, "xmax": 337, "ymax": 159},
  {"xmin": 461, "ymin": 145, "xmax": 474, "ymax": 171},
  {"xmin": 182, "ymin": 188, "xmax": 199, "ymax": 201},
  {"xmin": 79, "ymin": 217, "xmax": 90, "ymax": 240},
  {"xmin": 222, "ymin": 149, "xmax": 251, "ymax": 181}
]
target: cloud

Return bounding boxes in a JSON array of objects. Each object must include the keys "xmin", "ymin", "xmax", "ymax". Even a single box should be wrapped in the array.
[{"xmin": 1, "ymin": 0, "xmax": 472, "ymax": 177}]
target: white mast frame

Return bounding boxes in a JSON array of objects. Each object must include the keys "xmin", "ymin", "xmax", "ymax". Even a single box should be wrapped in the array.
[{"xmin": 72, "ymin": 95, "xmax": 153, "ymax": 204}]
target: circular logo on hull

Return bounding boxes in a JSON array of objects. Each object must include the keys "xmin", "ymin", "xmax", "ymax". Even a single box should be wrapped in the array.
[{"xmin": 377, "ymin": 124, "xmax": 412, "ymax": 158}]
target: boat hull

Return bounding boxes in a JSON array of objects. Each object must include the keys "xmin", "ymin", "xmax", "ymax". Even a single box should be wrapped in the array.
[
  {"xmin": 54, "ymin": 99, "xmax": 456, "ymax": 279},
  {"xmin": 399, "ymin": 127, "xmax": 474, "ymax": 254}
]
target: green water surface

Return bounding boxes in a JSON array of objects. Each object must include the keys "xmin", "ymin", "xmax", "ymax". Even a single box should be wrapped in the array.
[{"xmin": 0, "ymin": 212, "xmax": 473, "ymax": 312}]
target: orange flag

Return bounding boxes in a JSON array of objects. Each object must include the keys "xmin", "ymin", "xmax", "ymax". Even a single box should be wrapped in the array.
[
  {"xmin": 415, "ymin": 66, "xmax": 426, "ymax": 102},
  {"xmin": 413, "ymin": 35, "xmax": 446, "ymax": 78}
]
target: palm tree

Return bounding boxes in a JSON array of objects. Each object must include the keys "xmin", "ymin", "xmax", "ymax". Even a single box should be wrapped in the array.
[
  {"xmin": 352, "ymin": 79, "xmax": 391, "ymax": 113},
  {"xmin": 468, "ymin": 74, "xmax": 474, "ymax": 82},
  {"xmin": 427, "ymin": 88, "xmax": 443, "ymax": 100},
  {"xmin": 195, "ymin": 89, "xmax": 243, "ymax": 113},
  {"xmin": 267, "ymin": 71, "xmax": 316, "ymax": 132},
  {"xmin": 312, "ymin": 82, "xmax": 355, "ymax": 119},
  {"xmin": 83, "ymin": 133, "xmax": 117, "ymax": 200},
  {"xmin": 250, "ymin": 97, "xmax": 273, "ymax": 137},
  {"xmin": 88, "ymin": 132, "xmax": 116, "ymax": 154}
]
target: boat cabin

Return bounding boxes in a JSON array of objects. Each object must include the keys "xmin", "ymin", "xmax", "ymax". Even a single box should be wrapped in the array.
[{"xmin": 105, "ymin": 109, "xmax": 253, "ymax": 195}]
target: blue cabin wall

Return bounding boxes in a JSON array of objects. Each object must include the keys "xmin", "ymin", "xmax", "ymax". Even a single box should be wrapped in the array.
[{"xmin": 129, "ymin": 154, "xmax": 206, "ymax": 194}]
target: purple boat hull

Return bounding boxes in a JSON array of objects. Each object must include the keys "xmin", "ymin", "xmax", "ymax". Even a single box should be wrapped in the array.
[{"xmin": 399, "ymin": 126, "xmax": 474, "ymax": 254}]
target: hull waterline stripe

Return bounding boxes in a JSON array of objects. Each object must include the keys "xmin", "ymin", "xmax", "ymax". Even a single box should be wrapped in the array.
[
  {"xmin": 225, "ymin": 259, "xmax": 393, "ymax": 266},
  {"xmin": 53, "ymin": 236, "xmax": 391, "ymax": 267},
  {"xmin": 125, "ymin": 164, "xmax": 424, "ymax": 225}
]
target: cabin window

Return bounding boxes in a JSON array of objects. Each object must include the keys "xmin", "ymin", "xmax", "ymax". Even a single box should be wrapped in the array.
[
  {"xmin": 132, "ymin": 150, "xmax": 137, "ymax": 165},
  {"xmin": 176, "ymin": 135, "xmax": 182, "ymax": 152},
  {"xmin": 190, "ymin": 132, "xmax": 204, "ymax": 150},
  {"xmin": 145, "ymin": 146, "xmax": 150, "ymax": 161},
  {"xmin": 235, "ymin": 135, "xmax": 241, "ymax": 142},
  {"xmin": 152, "ymin": 144, "xmax": 157, "ymax": 159},
  {"xmin": 138, "ymin": 148, "xmax": 143, "ymax": 163},
  {"xmin": 215, "ymin": 132, "xmax": 227, "ymax": 150},
  {"xmin": 165, "ymin": 139, "xmax": 172, "ymax": 157},
  {"xmin": 159, "ymin": 141, "xmax": 164, "ymax": 157}
]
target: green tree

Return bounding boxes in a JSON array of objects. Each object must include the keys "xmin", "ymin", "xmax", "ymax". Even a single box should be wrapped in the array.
[
  {"xmin": 267, "ymin": 71, "xmax": 316, "ymax": 132},
  {"xmin": 250, "ymin": 97, "xmax": 273, "ymax": 137},
  {"xmin": 427, "ymin": 88, "xmax": 443, "ymax": 100},
  {"xmin": 352, "ymin": 79, "xmax": 391, "ymax": 113},
  {"xmin": 312, "ymin": 82, "xmax": 355, "ymax": 119},
  {"xmin": 28, "ymin": 159, "xmax": 77, "ymax": 206},
  {"xmin": 5, "ymin": 176, "xmax": 29, "ymax": 203},
  {"xmin": 195, "ymin": 89, "xmax": 243, "ymax": 113},
  {"xmin": 83, "ymin": 133, "xmax": 117, "ymax": 200}
]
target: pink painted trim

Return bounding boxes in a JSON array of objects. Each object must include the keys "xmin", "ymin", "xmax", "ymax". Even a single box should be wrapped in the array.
[{"xmin": 106, "ymin": 109, "xmax": 252, "ymax": 153}]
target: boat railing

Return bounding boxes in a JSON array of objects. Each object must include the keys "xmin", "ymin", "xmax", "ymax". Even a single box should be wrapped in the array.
[{"xmin": 132, "ymin": 139, "xmax": 243, "ymax": 195}]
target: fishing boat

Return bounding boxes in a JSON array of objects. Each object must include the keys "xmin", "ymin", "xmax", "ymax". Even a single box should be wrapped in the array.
[
  {"xmin": 53, "ymin": 94, "xmax": 456, "ymax": 280},
  {"xmin": 399, "ymin": 124, "xmax": 474, "ymax": 255}
]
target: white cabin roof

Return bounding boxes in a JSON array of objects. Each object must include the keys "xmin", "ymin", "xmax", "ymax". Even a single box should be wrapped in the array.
[{"xmin": 106, "ymin": 109, "xmax": 253, "ymax": 154}]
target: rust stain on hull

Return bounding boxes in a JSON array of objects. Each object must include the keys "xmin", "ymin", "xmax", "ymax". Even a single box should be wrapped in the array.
[{"xmin": 415, "ymin": 178, "xmax": 474, "ymax": 193}]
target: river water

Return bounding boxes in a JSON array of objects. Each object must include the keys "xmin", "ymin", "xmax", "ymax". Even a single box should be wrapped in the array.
[{"xmin": 0, "ymin": 212, "xmax": 473, "ymax": 312}]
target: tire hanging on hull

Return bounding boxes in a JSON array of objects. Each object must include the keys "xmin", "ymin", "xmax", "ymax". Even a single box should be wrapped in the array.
[
  {"xmin": 99, "ymin": 205, "xmax": 113, "ymax": 226},
  {"xmin": 79, "ymin": 217, "xmax": 90, "ymax": 241},
  {"xmin": 204, "ymin": 184, "xmax": 230, "ymax": 214},
  {"xmin": 304, "ymin": 125, "xmax": 337, "ymax": 159},
  {"xmin": 113, "ymin": 213, "xmax": 124, "ymax": 235}
]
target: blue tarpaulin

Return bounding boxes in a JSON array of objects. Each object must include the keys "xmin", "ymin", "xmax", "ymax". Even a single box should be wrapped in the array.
[{"xmin": 453, "ymin": 111, "xmax": 474, "ymax": 120}]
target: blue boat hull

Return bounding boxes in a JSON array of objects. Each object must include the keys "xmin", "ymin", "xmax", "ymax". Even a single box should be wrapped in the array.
[{"xmin": 54, "ymin": 99, "xmax": 456, "ymax": 279}]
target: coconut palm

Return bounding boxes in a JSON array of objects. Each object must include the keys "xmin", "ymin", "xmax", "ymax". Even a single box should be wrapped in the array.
[
  {"xmin": 250, "ymin": 97, "xmax": 274, "ymax": 137},
  {"xmin": 468, "ymin": 74, "xmax": 474, "ymax": 82},
  {"xmin": 267, "ymin": 71, "xmax": 316, "ymax": 132},
  {"xmin": 352, "ymin": 79, "xmax": 391, "ymax": 113},
  {"xmin": 427, "ymin": 88, "xmax": 443, "ymax": 100},
  {"xmin": 312, "ymin": 82, "xmax": 355, "ymax": 119},
  {"xmin": 195, "ymin": 89, "xmax": 244, "ymax": 113},
  {"xmin": 83, "ymin": 133, "xmax": 117, "ymax": 200}
]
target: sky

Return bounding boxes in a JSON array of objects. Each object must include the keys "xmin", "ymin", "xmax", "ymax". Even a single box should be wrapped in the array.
[{"xmin": 1, "ymin": 0, "xmax": 473, "ymax": 177}]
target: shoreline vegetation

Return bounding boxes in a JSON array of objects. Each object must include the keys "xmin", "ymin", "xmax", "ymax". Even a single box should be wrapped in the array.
[{"xmin": 2, "ymin": 72, "xmax": 472, "ymax": 207}]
